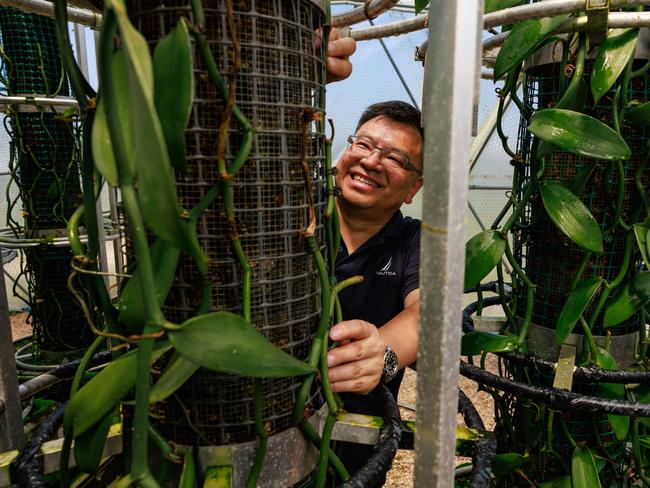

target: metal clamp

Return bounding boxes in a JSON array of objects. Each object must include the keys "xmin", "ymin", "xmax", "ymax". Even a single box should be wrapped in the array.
[{"xmin": 586, "ymin": 0, "xmax": 610, "ymax": 49}]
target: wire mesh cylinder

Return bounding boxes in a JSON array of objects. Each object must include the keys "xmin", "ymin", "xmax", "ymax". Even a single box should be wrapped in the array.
[
  {"xmin": 507, "ymin": 56, "xmax": 650, "ymax": 482},
  {"xmin": 515, "ymin": 60, "xmax": 647, "ymax": 338},
  {"xmin": 0, "ymin": 8, "xmax": 92, "ymax": 354},
  {"xmin": 126, "ymin": 0, "xmax": 327, "ymax": 445}
]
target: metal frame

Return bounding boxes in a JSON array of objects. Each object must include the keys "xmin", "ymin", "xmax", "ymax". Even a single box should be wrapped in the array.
[{"xmin": 415, "ymin": 1, "xmax": 481, "ymax": 487}]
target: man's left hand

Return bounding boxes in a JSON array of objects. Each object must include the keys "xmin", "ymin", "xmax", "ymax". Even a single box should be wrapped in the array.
[{"xmin": 327, "ymin": 319, "xmax": 385, "ymax": 394}]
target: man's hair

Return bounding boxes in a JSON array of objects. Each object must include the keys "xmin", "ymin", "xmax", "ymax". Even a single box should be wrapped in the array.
[{"xmin": 355, "ymin": 100, "xmax": 423, "ymax": 141}]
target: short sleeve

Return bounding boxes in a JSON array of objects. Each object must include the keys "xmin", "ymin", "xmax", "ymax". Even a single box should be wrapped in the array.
[{"xmin": 401, "ymin": 221, "xmax": 420, "ymax": 303}]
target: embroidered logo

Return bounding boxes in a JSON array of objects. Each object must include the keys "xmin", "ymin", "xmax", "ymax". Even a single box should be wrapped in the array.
[{"xmin": 376, "ymin": 257, "xmax": 396, "ymax": 276}]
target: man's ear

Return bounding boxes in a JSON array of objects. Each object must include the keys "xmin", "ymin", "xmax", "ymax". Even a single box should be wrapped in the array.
[{"xmin": 404, "ymin": 177, "xmax": 423, "ymax": 205}]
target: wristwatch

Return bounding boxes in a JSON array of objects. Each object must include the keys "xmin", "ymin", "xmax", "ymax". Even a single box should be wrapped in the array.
[{"xmin": 382, "ymin": 345, "xmax": 399, "ymax": 383}]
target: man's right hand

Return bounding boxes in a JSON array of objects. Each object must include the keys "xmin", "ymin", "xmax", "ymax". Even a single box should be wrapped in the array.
[{"xmin": 326, "ymin": 319, "xmax": 385, "ymax": 394}]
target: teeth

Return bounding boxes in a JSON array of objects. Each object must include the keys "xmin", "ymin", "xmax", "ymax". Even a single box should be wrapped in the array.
[{"xmin": 353, "ymin": 175, "xmax": 379, "ymax": 188}]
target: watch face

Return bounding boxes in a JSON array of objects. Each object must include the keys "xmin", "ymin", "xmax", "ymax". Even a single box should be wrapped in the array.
[{"xmin": 383, "ymin": 346, "xmax": 399, "ymax": 382}]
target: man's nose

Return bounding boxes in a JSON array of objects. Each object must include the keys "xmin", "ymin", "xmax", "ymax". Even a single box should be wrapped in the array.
[{"xmin": 360, "ymin": 149, "xmax": 385, "ymax": 171}]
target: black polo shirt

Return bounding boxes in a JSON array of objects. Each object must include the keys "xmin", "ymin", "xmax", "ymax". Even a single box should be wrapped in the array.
[{"xmin": 335, "ymin": 210, "xmax": 421, "ymax": 417}]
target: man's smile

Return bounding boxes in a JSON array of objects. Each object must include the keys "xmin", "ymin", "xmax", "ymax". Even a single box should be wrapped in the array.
[{"xmin": 351, "ymin": 174, "xmax": 381, "ymax": 189}]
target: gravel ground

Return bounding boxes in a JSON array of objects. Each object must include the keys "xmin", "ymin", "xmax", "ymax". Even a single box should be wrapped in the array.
[{"xmin": 385, "ymin": 356, "xmax": 497, "ymax": 487}]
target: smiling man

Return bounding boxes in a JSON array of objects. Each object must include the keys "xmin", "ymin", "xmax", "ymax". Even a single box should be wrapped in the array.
[{"xmin": 327, "ymin": 101, "xmax": 424, "ymax": 477}]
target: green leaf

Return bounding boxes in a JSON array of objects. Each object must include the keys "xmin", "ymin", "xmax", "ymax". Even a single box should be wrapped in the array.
[
  {"xmin": 64, "ymin": 341, "xmax": 171, "ymax": 437},
  {"xmin": 484, "ymin": 0, "xmax": 522, "ymax": 14},
  {"xmin": 494, "ymin": 15, "xmax": 570, "ymax": 80},
  {"xmin": 556, "ymin": 277, "xmax": 603, "ymax": 344},
  {"xmin": 529, "ymin": 109, "xmax": 630, "ymax": 161},
  {"xmin": 491, "ymin": 452, "xmax": 529, "ymax": 476},
  {"xmin": 112, "ymin": 3, "xmax": 190, "ymax": 249},
  {"xmin": 150, "ymin": 351, "xmax": 200, "ymax": 404},
  {"xmin": 91, "ymin": 51, "xmax": 136, "ymax": 187},
  {"xmin": 464, "ymin": 230, "xmax": 506, "ymax": 292},
  {"xmin": 415, "ymin": 0, "xmax": 428, "ymax": 14},
  {"xmin": 638, "ymin": 435, "xmax": 650, "ymax": 449},
  {"xmin": 595, "ymin": 347, "xmax": 629, "ymax": 440},
  {"xmin": 572, "ymin": 445, "xmax": 601, "ymax": 488},
  {"xmin": 153, "ymin": 18, "xmax": 193, "ymax": 174},
  {"xmin": 169, "ymin": 312, "xmax": 316, "ymax": 377},
  {"xmin": 633, "ymin": 224, "xmax": 650, "ymax": 268},
  {"xmin": 626, "ymin": 101, "xmax": 650, "ymax": 125},
  {"xmin": 538, "ymin": 476, "xmax": 572, "ymax": 488},
  {"xmin": 119, "ymin": 239, "xmax": 181, "ymax": 334},
  {"xmin": 603, "ymin": 272, "xmax": 650, "ymax": 327},
  {"xmin": 591, "ymin": 29, "xmax": 638, "ymax": 105},
  {"xmin": 461, "ymin": 331, "xmax": 518, "ymax": 356},
  {"xmin": 74, "ymin": 408, "xmax": 115, "ymax": 474},
  {"xmin": 539, "ymin": 181, "xmax": 603, "ymax": 253}
]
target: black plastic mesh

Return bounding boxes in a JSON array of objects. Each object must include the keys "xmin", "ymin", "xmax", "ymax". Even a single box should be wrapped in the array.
[
  {"xmin": 0, "ymin": 8, "xmax": 91, "ymax": 353},
  {"xmin": 514, "ymin": 60, "xmax": 647, "ymax": 337},
  {"xmin": 126, "ymin": 0, "xmax": 327, "ymax": 445}
]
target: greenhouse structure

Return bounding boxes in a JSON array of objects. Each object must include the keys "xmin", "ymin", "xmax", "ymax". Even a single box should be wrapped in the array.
[{"xmin": 2, "ymin": 0, "xmax": 650, "ymax": 486}]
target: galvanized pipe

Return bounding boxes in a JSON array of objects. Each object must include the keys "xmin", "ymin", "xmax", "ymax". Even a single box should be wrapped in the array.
[
  {"xmin": 415, "ymin": 0, "xmax": 481, "ymax": 486},
  {"xmin": 351, "ymin": 0, "xmax": 650, "ymax": 40},
  {"xmin": 332, "ymin": 0, "xmax": 400, "ymax": 27}
]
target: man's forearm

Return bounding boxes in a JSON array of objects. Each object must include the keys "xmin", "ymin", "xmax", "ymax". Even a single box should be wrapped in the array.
[{"xmin": 378, "ymin": 290, "xmax": 420, "ymax": 368}]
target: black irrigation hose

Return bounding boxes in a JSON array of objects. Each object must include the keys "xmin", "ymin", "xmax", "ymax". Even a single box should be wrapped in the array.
[
  {"xmin": 10, "ymin": 402, "xmax": 66, "ymax": 488},
  {"xmin": 458, "ymin": 389, "xmax": 497, "ymax": 488},
  {"xmin": 46, "ymin": 350, "xmax": 112, "ymax": 379},
  {"xmin": 498, "ymin": 350, "xmax": 650, "ymax": 384},
  {"xmin": 461, "ymin": 361, "xmax": 650, "ymax": 416},
  {"xmin": 338, "ymin": 384, "xmax": 402, "ymax": 488},
  {"xmin": 463, "ymin": 296, "xmax": 504, "ymax": 333}
]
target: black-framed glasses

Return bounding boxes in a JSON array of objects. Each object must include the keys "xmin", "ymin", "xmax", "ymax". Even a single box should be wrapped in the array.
[{"xmin": 346, "ymin": 135, "xmax": 423, "ymax": 177}]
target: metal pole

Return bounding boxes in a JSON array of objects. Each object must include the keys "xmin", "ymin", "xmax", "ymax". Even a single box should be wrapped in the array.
[
  {"xmin": 0, "ymin": 262, "xmax": 24, "ymax": 452},
  {"xmin": 415, "ymin": 1, "xmax": 481, "ymax": 486}
]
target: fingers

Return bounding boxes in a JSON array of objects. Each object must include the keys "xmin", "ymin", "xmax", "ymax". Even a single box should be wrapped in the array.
[
  {"xmin": 329, "ymin": 358, "xmax": 382, "ymax": 394},
  {"xmin": 326, "ymin": 35, "xmax": 356, "ymax": 83},
  {"xmin": 327, "ymin": 320, "xmax": 385, "ymax": 394}
]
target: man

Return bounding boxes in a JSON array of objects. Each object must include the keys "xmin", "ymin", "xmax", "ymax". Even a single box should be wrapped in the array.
[{"xmin": 327, "ymin": 100, "xmax": 424, "ymax": 475}]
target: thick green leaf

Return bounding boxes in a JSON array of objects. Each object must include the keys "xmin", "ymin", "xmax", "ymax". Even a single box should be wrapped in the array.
[
  {"xmin": 556, "ymin": 277, "xmax": 603, "ymax": 344},
  {"xmin": 491, "ymin": 452, "xmax": 528, "ymax": 476},
  {"xmin": 484, "ymin": 0, "xmax": 522, "ymax": 14},
  {"xmin": 119, "ymin": 239, "xmax": 181, "ymax": 333},
  {"xmin": 528, "ymin": 109, "xmax": 631, "ymax": 160},
  {"xmin": 74, "ymin": 408, "xmax": 115, "ymax": 474},
  {"xmin": 91, "ymin": 51, "xmax": 136, "ymax": 187},
  {"xmin": 595, "ymin": 348, "xmax": 629, "ymax": 440},
  {"xmin": 150, "ymin": 351, "xmax": 200, "ymax": 403},
  {"xmin": 464, "ymin": 230, "xmax": 506, "ymax": 292},
  {"xmin": 572, "ymin": 445, "xmax": 601, "ymax": 488},
  {"xmin": 539, "ymin": 181, "xmax": 603, "ymax": 253},
  {"xmin": 591, "ymin": 29, "xmax": 638, "ymax": 105},
  {"xmin": 64, "ymin": 342, "xmax": 171, "ymax": 437},
  {"xmin": 626, "ymin": 101, "xmax": 650, "ymax": 125},
  {"xmin": 169, "ymin": 312, "xmax": 316, "ymax": 377},
  {"xmin": 634, "ymin": 224, "xmax": 650, "ymax": 268},
  {"xmin": 153, "ymin": 19, "xmax": 193, "ymax": 173},
  {"xmin": 415, "ymin": 0, "xmax": 428, "ymax": 14},
  {"xmin": 538, "ymin": 476, "xmax": 572, "ymax": 488},
  {"xmin": 112, "ymin": 3, "xmax": 190, "ymax": 249},
  {"xmin": 461, "ymin": 331, "xmax": 518, "ymax": 356},
  {"xmin": 494, "ymin": 15, "xmax": 570, "ymax": 80},
  {"xmin": 603, "ymin": 272, "xmax": 650, "ymax": 327}
]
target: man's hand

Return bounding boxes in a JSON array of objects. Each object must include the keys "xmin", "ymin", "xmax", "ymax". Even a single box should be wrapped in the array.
[
  {"xmin": 319, "ymin": 28, "xmax": 356, "ymax": 83},
  {"xmin": 327, "ymin": 319, "xmax": 385, "ymax": 394}
]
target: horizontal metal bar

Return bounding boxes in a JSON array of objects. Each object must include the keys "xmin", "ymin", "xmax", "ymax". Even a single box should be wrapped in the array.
[
  {"xmin": 0, "ymin": 96, "xmax": 79, "ymax": 110},
  {"xmin": 469, "ymin": 185, "xmax": 511, "ymax": 191},
  {"xmin": 0, "ymin": 0, "xmax": 101, "ymax": 28}
]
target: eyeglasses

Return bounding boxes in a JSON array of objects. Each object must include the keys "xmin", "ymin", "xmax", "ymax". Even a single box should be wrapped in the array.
[{"xmin": 346, "ymin": 135, "xmax": 423, "ymax": 177}]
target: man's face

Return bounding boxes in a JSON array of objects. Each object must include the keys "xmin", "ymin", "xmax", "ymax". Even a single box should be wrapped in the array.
[{"xmin": 335, "ymin": 116, "xmax": 423, "ymax": 215}]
